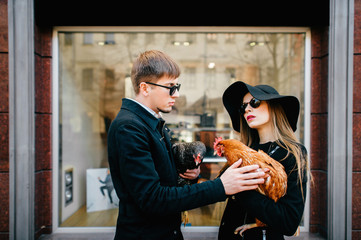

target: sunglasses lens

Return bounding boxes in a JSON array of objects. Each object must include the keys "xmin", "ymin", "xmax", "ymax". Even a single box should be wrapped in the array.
[
  {"xmin": 170, "ymin": 86, "xmax": 176, "ymax": 96},
  {"xmin": 250, "ymin": 98, "xmax": 261, "ymax": 108},
  {"xmin": 239, "ymin": 98, "xmax": 261, "ymax": 114},
  {"xmin": 170, "ymin": 84, "xmax": 181, "ymax": 96}
]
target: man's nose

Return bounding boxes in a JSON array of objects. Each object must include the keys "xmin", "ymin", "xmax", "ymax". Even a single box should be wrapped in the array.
[{"xmin": 172, "ymin": 89, "xmax": 180, "ymax": 98}]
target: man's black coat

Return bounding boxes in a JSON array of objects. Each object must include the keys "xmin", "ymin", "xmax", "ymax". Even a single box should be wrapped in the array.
[{"xmin": 107, "ymin": 98, "xmax": 226, "ymax": 240}]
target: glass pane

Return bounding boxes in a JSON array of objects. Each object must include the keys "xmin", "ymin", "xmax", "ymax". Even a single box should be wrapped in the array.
[{"xmin": 58, "ymin": 30, "xmax": 305, "ymax": 227}]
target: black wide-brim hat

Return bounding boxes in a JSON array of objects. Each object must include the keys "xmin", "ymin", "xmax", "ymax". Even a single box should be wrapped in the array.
[{"xmin": 222, "ymin": 81, "xmax": 300, "ymax": 132}]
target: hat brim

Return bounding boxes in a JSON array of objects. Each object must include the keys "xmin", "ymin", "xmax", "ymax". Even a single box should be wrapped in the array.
[{"xmin": 222, "ymin": 81, "xmax": 300, "ymax": 132}]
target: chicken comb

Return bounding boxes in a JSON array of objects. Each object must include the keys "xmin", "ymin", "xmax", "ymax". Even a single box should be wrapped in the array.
[{"xmin": 213, "ymin": 136, "xmax": 223, "ymax": 148}]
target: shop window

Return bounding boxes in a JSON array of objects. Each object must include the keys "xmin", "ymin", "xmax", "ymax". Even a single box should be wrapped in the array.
[{"xmin": 56, "ymin": 29, "xmax": 309, "ymax": 231}]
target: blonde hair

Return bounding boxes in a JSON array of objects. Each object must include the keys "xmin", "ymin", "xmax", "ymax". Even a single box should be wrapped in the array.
[{"xmin": 238, "ymin": 100, "xmax": 312, "ymax": 200}]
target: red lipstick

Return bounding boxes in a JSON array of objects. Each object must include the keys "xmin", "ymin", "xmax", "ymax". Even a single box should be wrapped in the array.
[{"xmin": 247, "ymin": 115, "xmax": 255, "ymax": 121}]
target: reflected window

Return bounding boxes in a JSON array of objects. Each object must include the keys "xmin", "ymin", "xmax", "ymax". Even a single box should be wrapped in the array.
[
  {"xmin": 82, "ymin": 68, "xmax": 93, "ymax": 90},
  {"xmin": 207, "ymin": 33, "xmax": 218, "ymax": 43},
  {"xmin": 83, "ymin": 33, "xmax": 93, "ymax": 45},
  {"xmin": 57, "ymin": 30, "xmax": 307, "ymax": 228},
  {"xmin": 225, "ymin": 33, "xmax": 235, "ymax": 43},
  {"xmin": 104, "ymin": 33, "xmax": 115, "ymax": 45},
  {"xmin": 64, "ymin": 33, "xmax": 73, "ymax": 46}
]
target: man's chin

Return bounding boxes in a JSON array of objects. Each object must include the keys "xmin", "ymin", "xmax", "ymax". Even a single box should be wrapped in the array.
[{"xmin": 158, "ymin": 107, "xmax": 172, "ymax": 114}]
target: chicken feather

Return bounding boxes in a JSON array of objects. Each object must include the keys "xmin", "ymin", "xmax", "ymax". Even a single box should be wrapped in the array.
[
  {"xmin": 172, "ymin": 141, "xmax": 206, "ymax": 186},
  {"xmin": 213, "ymin": 137, "xmax": 287, "ymax": 236},
  {"xmin": 172, "ymin": 141, "xmax": 206, "ymax": 226}
]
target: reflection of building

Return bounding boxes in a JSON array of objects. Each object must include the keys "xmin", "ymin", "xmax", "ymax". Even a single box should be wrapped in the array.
[
  {"xmin": 3, "ymin": 1, "xmax": 360, "ymax": 239},
  {"xmin": 59, "ymin": 32, "xmax": 305, "ymax": 131}
]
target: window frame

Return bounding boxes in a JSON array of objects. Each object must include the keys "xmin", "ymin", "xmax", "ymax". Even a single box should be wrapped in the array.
[{"xmin": 52, "ymin": 26, "xmax": 311, "ymax": 234}]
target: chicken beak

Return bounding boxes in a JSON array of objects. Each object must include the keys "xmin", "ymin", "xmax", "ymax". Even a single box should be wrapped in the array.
[{"xmin": 194, "ymin": 153, "xmax": 202, "ymax": 165}]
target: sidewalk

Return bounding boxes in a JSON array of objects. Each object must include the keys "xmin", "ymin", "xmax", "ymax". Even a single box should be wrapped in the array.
[{"xmin": 39, "ymin": 231, "xmax": 326, "ymax": 240}]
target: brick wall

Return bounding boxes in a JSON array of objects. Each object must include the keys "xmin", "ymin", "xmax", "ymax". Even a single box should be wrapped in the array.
[
  {"xmin": 352, "ymin": 0, "xmax": 361, "ymax": 239},
  {"xmin": 0, "ymin": 0, "xmax": 9, "ymax": 239},
  {"xmin": 34, "ymin": 26, "xmax": 53, "ymax": 238},
  {"xmin": 310, "ymin": 26, "xmax": 329, "ymax": 237}
]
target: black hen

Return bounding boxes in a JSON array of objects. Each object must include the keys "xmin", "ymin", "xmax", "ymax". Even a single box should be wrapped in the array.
[{"xmin": 172, "ymin": 141, "xmax": 206, "ymax": 186}]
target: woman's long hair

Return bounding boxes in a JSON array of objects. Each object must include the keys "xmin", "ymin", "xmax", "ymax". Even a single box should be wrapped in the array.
[{"xmin": 238, "ymin": 100, "xmax": 312, "ymax": 200}]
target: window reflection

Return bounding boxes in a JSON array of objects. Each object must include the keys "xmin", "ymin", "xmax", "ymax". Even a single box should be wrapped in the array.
[{"xmin": 58, "ymin": 30, "xmax": 305, "ymax": 227}]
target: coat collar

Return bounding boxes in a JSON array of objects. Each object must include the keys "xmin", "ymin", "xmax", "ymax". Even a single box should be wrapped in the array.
[{"xmin": 121, "ymin": 98, "xmax": 160, "ymax": 131}]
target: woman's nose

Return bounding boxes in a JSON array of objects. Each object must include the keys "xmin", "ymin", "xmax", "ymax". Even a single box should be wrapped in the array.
[{"xmin": 244, "ymin": 103, "xmax": 252, "ymax": 113}]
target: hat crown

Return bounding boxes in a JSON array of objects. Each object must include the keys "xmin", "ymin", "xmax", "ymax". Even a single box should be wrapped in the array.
[{"xmin": 256, "ymin": 85, "xmax": 279, "ymax": 95}]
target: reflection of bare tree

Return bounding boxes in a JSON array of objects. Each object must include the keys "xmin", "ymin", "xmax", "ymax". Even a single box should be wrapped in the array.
[
  {"xmin": 74, "ymin": 34, "xmax": 142, "ymax": 126},
  {"xmin": 64, "ymin": 32, "xmax": 304, "ymax": 141},
  {"xmin": 227, "ymin": 33, "xmax": 304, "ymax": 93},
  {"xmin": 264, "ymin": 34, "xmax": 283, "ymax": 85},
  {"xmin": 262, "ymin": 34, "xmax": 304, "ymax": 93}
]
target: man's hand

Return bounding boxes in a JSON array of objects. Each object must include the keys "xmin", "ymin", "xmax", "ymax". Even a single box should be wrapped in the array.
[
  {"xmin": 220, "ymin": 159, "xmax": 266, "ymax": 195},
  {"xmin": 179, "ymin": 166, "xmax": 200, "ymax": 180}
]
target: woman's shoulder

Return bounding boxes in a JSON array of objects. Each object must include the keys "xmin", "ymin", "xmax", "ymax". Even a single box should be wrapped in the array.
[
  {"xmin": 271, "ymin": 141, "xmax": 298, "ymax": 161},
  {"xmin": 276, "ymin": 141, "xmax": 307, "ymax": 154},
  {"xmin": 275, "ymin": 141, "xmax": 308, "ymax": 170},
  {"xmin": 298, "ymin": 143, "xmax": 308, "ymax": 155}
]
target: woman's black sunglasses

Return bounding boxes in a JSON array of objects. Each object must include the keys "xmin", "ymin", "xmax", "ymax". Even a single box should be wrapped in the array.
[
  {"xmin": 145, "ymin": 82, "xmax": 181, "ymax": 96},
  {"xmin": 239, "ymin": 98, "xmax": 261, "ymax": 114}
]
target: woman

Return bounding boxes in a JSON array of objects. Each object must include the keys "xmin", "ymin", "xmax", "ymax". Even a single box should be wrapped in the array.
[{"xmin": 218, "ymin": 81, "xmax": 311, "ymax": 240}]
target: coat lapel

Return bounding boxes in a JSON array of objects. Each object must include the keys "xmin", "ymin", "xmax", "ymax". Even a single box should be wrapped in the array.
[{"xmin": 121, "ymin": 98, "xmax": 178, "ymax": 183}]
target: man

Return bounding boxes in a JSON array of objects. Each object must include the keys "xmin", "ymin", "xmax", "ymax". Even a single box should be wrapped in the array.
[
  {"xmin": 98, "ymin": 169, "xmax": 114, "ymax": 204},
  {"xmin": 107, "ymin": 50, "xmax": 266, "ymax": 240}
]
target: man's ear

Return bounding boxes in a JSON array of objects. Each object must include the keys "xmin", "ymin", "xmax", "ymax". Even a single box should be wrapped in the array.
[{"xmin": 139, "ymin": 82, "xmax": 150, "ymax": 96}]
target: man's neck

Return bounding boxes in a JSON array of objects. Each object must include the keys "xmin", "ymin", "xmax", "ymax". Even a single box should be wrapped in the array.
[{"xmin": 130, "ymin": 97, "xmax": 161, "ymax": 118}]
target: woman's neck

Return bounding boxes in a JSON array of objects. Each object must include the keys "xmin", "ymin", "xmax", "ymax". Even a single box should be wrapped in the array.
[{"xmin": 257, "ymin": 125, "xmax": 276, "ymax": 144}]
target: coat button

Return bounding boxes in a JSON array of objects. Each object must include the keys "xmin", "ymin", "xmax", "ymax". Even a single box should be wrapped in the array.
[
  {"xmin": 221, "ymin": 221, "xmax": 225, "ymax": 225},
  {"xmin": 174, "ymin": 230, "xmax": 177, "ymax": 235},
  {"xmin": 231, "ymin": 195, "xmax": 236, "ymax": 200}
]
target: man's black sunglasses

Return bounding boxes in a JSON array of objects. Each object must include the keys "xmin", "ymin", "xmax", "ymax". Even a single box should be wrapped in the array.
[
  {"xmin": 145, "ymin": 82, "xmax": 181, "ymax": 96},
  {"xmin": 239, "ymin": 98, "xmax": 261, "ymax": 114}
]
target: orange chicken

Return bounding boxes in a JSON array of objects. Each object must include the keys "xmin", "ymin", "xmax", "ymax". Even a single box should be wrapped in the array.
[{"xmin": 213, "ymin": 137, "xmax": 287, "ymax": 236}]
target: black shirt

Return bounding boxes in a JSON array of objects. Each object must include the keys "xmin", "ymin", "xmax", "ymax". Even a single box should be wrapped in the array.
[{"xmin": 218, "ymin": 141, "xmax": 308, "ymax": 240}]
